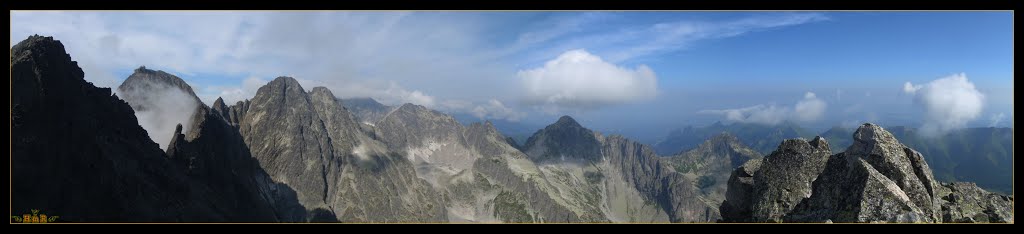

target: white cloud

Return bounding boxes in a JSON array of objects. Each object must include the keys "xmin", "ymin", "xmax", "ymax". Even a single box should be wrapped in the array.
[
  {"xmin": 698, "ymin": 104, "xmax": 789, "ymax": 125},
  {"xmin": 116, "ymin": 79, "xmax": 200, "ymax": 150},
  {"xmin": 699, "ymin": 91, "xmax": 827, "ymax": 125},
  {"xmin": 795, "ymin": 92, "xmax": 827, "ymax": 122},
  {"xmin": 903, "ymin": 73, "xmax": 985, "ymax": 137},
  {"xmin": 471, "ymin": 99, "xmax": 527, "ymax": 122},
  {"xmin": 519, "ymin": 49, "xmax": 658, "ymax": 113}
]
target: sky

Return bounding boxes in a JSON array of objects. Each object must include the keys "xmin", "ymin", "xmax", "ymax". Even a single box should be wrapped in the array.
[{"xmin": 10, "ymin": 11, "xmax": 1014, "ymax": 142}]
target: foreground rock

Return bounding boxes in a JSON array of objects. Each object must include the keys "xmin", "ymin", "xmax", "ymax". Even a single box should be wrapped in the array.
[
  {"xmin": 936, "ymin": 182, "xmax": 1013, "ymax": 223},
  {"xmin": 720, "ymin": 123, "xmax": 1013, "ymax": 223}
]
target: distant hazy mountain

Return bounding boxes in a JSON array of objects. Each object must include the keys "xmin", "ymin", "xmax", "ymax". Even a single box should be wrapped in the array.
[
  {"xmin": 653, "ymin": 121, "xmax": 812, "ymax": 156},
  {"xmin": 721, "ymin": 124, "xmax": 1012, "ymax": 223},
  {"xmin": 340, "ymin": 97, "xmax": 395, "ymax": 125},
  {"xmin": 821, "ymin": 126, "xmax": 1013, "ymax": 195},
  {"xmin": 451, "ymin": 113, "xmax": 541, "ymax": 146}
]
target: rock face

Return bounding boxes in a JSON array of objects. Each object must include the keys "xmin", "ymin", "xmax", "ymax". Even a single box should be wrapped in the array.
[
  {"xmin": 374, "ymin": 104, "xmax": 585, "ymax": 222},
  {"xmin": 666, "ymin": 133, "xmax": 762, "ymax": 210},
  {"xmin": 601, "ymin": 136, "xmax": 720, "ymax": 222},
  {"xmin": 235, "ymin": 78, "xmax": 446, "ymax": 222},
  {"xmin": 522, "ymin": 116, "xmax": 602, "ymax": 162},
  {"xmin": 10, "ymin": 35, "xmax": 278, "ymax": 222},
  {"xmin": 720, "ymin": 123, "xmax": 1013, "ymax": 223},
  {"xmin": 719, "ymin": 160, "xmax": 762, "ymax": 222},
  {"xmin": 936, "ymin": 182, "xmax": 1014, "ymax": 223},
  {"xmin": 717, "ymin": 137, "xmax": 830, "ymax": 223},
  {"xmin": 749, "ymin": 137, "xmax": 831, "ymax": 222}
]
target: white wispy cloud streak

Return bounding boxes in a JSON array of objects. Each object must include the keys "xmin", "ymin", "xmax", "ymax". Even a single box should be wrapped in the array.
[{"xmin": 11, "ymin": 11, "xmax": 827, "ymax": 122}]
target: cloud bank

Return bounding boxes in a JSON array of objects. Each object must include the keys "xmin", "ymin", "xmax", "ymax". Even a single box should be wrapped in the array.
[
  {"xmin": 519, "ymin": 49, "xmax": 658, "ymax": 113},
  {"xmin": 904, "ymin": 73, "xmax": 985, "ymax": 137},
  {"xmin": 699, "ymin": 92, "xmax": 827, "ymax": 125}
]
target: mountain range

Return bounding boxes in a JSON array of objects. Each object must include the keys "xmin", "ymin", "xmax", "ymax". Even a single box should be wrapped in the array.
[{"xmin": 10, "ymin": 35, "xmax": 1013, "ymax": 223}]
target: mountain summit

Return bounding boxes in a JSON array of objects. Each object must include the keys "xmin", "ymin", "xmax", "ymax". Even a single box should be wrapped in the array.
[{"xmin": 522, "ymin": 115, "xmax": 602, "ymax": 162}]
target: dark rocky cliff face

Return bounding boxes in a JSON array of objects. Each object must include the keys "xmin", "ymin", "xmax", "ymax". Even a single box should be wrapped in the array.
[
  {"xmin": 720, "ymin": 123, "xmax": 1013, "ymax": 223},
  {"xmin": 601, "ymin": 135, "xmax": 719, "ymax": 222},
  {"xmin": 10, "ymin": 35, "xmax": 278, "ymax": 222},
  {"xmin": 234, "ymin": 78, "xmax": 446, "ymax": 222}
]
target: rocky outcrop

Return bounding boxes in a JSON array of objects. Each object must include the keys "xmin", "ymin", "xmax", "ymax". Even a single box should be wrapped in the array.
[
  {"xmin": 786, "ymin": 123, "xmax": 940, "ymax": 222},
  {"xmin": 936, "ymin": 182, "xmax": 1014, "ymax": 223},
  {"xmin": 719, "ymin": 160, "xmax": 762, "ymax": 222},
  {"xmin": 749, "ymin": 137, "xmax": 831, "ymax": 222},
  {"xmin": 715, "ymin": 127, "xmax": 840, "ymax": 223},
  {"xmin": 721, "ymin": 123, "xmax": 1013, "ymax": 223},
  {"xmin": 522, "ymin": 116, "xmax": 602, "ymax": 162}
]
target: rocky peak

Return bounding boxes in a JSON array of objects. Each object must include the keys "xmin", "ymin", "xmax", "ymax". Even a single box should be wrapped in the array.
[
  {"xmin": 522, "ymin": 115, "xmax": 602, "ymax": 162},
  {"xmin": 554, "ymin": 115, "xmax": 581, "ymax": 127},
  {"xmin": 309, "ymin": 86, "xmax": 334, "ymax": 97},
  {"xmin": 835, "ymin": 123, "xmax": 941, "ymax": 222},
  {"xmin": 119, "ymin": 66, "xmax": 200, "ymax": 102},
  {"xmin": 211, "ymin": 97, "xmax": 229, "ymax": 118}
]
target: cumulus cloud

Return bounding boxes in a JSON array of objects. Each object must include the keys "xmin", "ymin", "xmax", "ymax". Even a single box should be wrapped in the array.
[
  {"xmin": 471, "ymin": 99, "xmax": 527, "ymax": 122},
  {"xmin": 116, "ymin": 81, "xmax": 199, "ymax": 150},
  {"xmin": 699, "ymin": 92, "xmax": 827, "ymax": 125},
  {"xmin": 903, "ymin": 73, "xmax": 985, "ymax": 137},
  {"xmin": 519, "ymin": 49, "xmax": 657, "ymax": 113}
]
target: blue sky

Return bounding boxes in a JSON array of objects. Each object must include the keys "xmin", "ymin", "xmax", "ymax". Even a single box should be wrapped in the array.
[{"xmin": 10, "ymin": 11, "xmax": 1014, "ymax": 141}]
